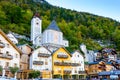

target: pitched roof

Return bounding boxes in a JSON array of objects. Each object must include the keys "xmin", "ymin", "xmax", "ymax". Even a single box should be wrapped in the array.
[
  {"xmin": 33, "ymin": 12, "xmax": 41, "ymax": 19},
  {"xmin": 29, "ymin": 46, "xmax": 52, "ymax": 56},
  {"xmin": 71, "ymin": 50, "xmax": 84, "ymax": 57},
  {"xmin": 46, "ymin": 20, "xmax": 61, "ymax": 32},
  {"xmin": 17, "ymin": 44, "xmax": 34, "ymax": 51},
  {"xmin": 0, "ymin": 29, "xmax": 22, "ymax": 55},
  {"xmin": 52, "ymin": 47, "xmax": 72, "ymax": 57}
]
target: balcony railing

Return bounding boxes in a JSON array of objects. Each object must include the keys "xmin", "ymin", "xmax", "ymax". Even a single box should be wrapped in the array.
[
  {"xmin": 57, "ymin": 54, "xmax": 68, "ymax": 58},
  {"xmin": 64, "ymin": 70, "xmax": 71, "ymax": 74},
  {"xmin": 54, "ymin": 61, "xmax": 80, "ymax": 66},
  {"xmin": 0, "ymin": 53, "xmax": 13, "ymax": 60},
  {"xmin": 33, "ymin": 61, "xmax": 43, "ymax": 65},
  {"xmin": 38, "ymin": 53, "xmax": 50, "ymax": 57},
  {"xmin": 71, "ymin": 63, "xmax": 80, "ymax": 66},
  {"xmin": 79, "ymin": 71, "xmax": 86, "ymax": 74}
]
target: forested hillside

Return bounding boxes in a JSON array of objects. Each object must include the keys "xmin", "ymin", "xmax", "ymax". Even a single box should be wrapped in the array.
[{"xmin": 0, "ymin": 0, "xmax": 120, "ymax": 51}]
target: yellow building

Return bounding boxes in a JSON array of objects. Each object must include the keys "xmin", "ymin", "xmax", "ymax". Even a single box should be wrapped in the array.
[{"xmin": 52, "ymin": 47, "xmax": 72, "ymax": 79}]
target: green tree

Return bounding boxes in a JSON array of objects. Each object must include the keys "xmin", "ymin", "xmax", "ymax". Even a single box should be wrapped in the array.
[
  {"xmin": 28, "ymin": 70, "xmax": 40, "ymax": 79},
  {"xmin": 0, "ymin": 66, "xmax": 3, "ymax": 73},
  {"xmin": 112, "ymin": 28, "xmax": 120, "ymax": 50},
  {"xmin": 9, "ymin": 67, "xmax": 19, "ymax": 78}
]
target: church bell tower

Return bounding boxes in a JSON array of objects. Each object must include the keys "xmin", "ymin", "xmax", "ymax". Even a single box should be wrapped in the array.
[{"xmin": 31, "ymin": 12, "xmax": 42, "ymax": 46}]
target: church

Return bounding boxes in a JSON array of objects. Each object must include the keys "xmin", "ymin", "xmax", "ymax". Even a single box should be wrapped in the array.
[{"xmin": 31, "ymin": 13, "xmax": 69, "ymax": 52}]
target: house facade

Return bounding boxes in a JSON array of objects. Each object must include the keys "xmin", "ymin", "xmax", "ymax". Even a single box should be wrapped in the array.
[
  {"xmin": 52, "ymin": 47, "xmax": 72, "ymax": 79},
  {"xmin": 71, "ymin": 50, "xmax": 85, "ymax": 79},
  {"xmin": 17, "ymin": 44, "xmax": 33, "ymax": 79},
  {"xmin": 29, "ymin": 46, "xmax": 52, "ymax": 79},
  {"xmin": 0, "ymin": 29, "xmax": 21, "ymax": 77}
]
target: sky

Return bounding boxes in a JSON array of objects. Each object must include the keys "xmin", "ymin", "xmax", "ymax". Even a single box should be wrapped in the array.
[{"xmin": 46, "ymin": 0, "xmax": 120, "ymax": 22}]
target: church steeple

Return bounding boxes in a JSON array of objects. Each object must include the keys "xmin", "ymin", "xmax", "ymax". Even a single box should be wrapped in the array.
[{"xmin": 31, "ymin": 12, "xmax": 42, "ymax": 46}]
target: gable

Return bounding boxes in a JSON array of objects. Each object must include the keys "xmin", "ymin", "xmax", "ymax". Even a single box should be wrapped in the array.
[
  {"xmin": 0, "ymin": 29, "xmax": 22, "ymax": 55},
  {"xmin": 53, "ymin": 47, "xmax": 71, "ymax": 57},
  {"xmin": 31, "ymin": 46, "xmax": 52, "ymax": 56}
]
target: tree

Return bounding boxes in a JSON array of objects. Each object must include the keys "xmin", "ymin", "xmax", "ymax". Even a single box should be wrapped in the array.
[
  {"xmin": 0, "ymin": 66, "xmax": 3, "ymax": 73},
  {"xmin": 9, "ymin": 67, "xmax": 19, "ymax": 78},
  {"xmin": 28, "ymin": 70, "xmax": 40, "ymax": 79}
]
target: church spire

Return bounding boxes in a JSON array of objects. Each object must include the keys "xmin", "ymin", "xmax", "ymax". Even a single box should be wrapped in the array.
[{"xmin": 33, "ymin": 12, "xmax": 41, "ymax": 19}]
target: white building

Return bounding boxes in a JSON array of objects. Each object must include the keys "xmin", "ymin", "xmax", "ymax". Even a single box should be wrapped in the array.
[
  {"xmin": 80, "ymin": 44, "xmax": 88, "ymax": 62},
  {"xmin": 87, "ymin": 50, "xmax": 96, "ymax": 63},
  {"xmin": 30, "ymin": 13, "xmax": 69, "ymax": 51},
  {"xmin": 31, "ymin": 13, "xmax": 42, "ymax": 46},
  {"xmin": 7, "ymin": 32, "xmax": 18, "ymax": 44},
  {"xmin": 42, "ymin": 20, "xmax": 69, "ymax": 52},
  {"xmin": 71, "ymin": 50, "xmax": 85, "ymax": 73},
  {"xmin": 29, "ymin": 46, "xmax": 52, "ymax": 79},
  {"xmin": 0, "ymin": 29, "xmax": 22, "ymax": 77},
  {"xmin": 80, "ymin": 44, "xmax": 96, "ymax": 63}
]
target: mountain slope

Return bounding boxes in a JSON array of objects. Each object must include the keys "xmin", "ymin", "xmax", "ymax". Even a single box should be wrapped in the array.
[{"xmin": 0, "ymin": 0, "xmax": 120, "ymax": 51}]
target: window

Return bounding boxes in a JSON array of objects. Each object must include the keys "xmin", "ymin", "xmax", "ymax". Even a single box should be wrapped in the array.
[
  {"xmin": 6, "ymin": 51, "xmax": 9, "ymax": 54},
  {"xmin": 74, "ymin": 70, "xmax": 77, "ymax": 73},
  {"xmin": 20, "ymin": 65, "xmax": 22, "ymax": 69},
  {"xmin": 16, "ymin": 54, "xmax": 18, "ymax": 58},
  {"xmin": 14, "ymin": 63, "xmax": 17, "ymax": 67},
  {"xmin": 21, "ymin": 47, "xmax": 22, "ymax": 50},
  {"xmin": 5, "ymin": 62, "xmax": 9, "ymax": 67},
  {"xmin": 45, "ymin": 61, "xmax": 48, "ymax": 65},
  {"xmin": 49, "ymin": 59, "xmax": 51, "ymax": 62},
  {"xmin": 58, "ymin": 70, "xmax": 61, "ymax": 73},
  {"xmin": 7, "ymin": 44, "xmax": 10, "ymax": 48}
]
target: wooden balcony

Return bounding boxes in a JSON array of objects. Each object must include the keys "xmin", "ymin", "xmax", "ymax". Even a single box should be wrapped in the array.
[
  {"xmin": 64, "ymin": 70, "xmax": 71, "ymax": 74},
  {"xmin": 57, "ymin": 54, "xmax": 68, "ymax": 58},
  {"xmin": 54, "ymin": 61, "xmax": 80, "ymax": 66},
  {"xmin": 33, "ymin": 61, "xmax": 43, "ymax": 65},
  {"xmin": 0, "ymin": 53, "xmax": 13, "ymax": 60},
  {"xmin": 71, "ymin": 63, "xmax": 80, "ymax": 66},
  {"xmin": 79, "ymin": 71, "xmax": 86, "ymax": 74},
  {"xmin": 38, "ymin": 53, "xmax": 50, "ymax": 57}
]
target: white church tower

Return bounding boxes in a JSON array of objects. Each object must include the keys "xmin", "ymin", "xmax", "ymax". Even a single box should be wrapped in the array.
[
  {"xmin": 80, "ymin": 44, "xmax": 88, "ymax": 62},
  {"xmin": 31, "ymin": 12, "xmax": 42, "ymax": 46}
]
